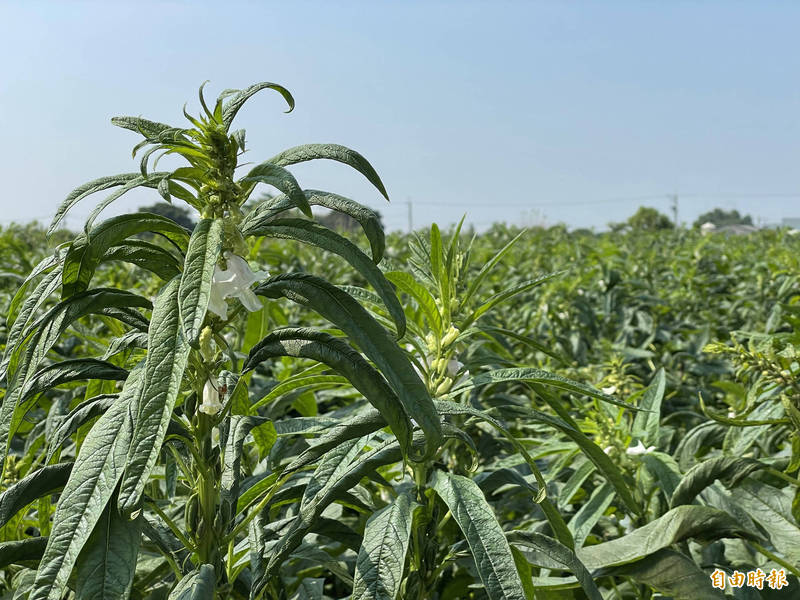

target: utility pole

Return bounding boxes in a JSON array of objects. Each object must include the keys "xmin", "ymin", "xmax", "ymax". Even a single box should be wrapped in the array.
[
  {"xmin": 670, "ymin": 194, "xmax": 679, "ymax": 227},
  {"xmin": 405, "ymin": 200, "xmax": 413, "ymax": 233}
]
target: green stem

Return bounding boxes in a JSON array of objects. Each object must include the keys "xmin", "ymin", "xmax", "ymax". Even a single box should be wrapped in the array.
[{"xmin": 147, "ymin": 500, "xmax": 196, "ymax": 552}]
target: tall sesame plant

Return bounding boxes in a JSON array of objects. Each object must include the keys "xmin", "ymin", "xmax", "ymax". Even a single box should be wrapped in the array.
[{"xmin": 0, "ymin": 82, "xmax": 635, "ymax": 600}]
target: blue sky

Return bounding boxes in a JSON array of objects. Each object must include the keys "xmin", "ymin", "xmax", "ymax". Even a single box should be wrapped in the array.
[{"xmin": 1, "ymin": 1, "xmax": 799, "ymax": 231}]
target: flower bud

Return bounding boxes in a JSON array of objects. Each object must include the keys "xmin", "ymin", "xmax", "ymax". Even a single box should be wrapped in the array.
[{"xmin": 441, "ymin": 325, "xmax": 460, "ymax": 347}]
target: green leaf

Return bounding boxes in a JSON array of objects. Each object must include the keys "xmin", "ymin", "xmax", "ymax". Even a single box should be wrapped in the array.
[
  {"xmin": 62, "ymin": 212, "xmax": 190, "ymax": 297},
  {"xmin": 603, "ymin": 549, "xmax": 724, "ymax": 600},
  {"xmin": 508, "ymin": 531, "xmax": 603, "ymax": 600},
  {"xmin": 462, "ymin": 230, "xmax": 525, "ymax": 308},
  {"xmin": 168, "ymin": 564, "xmax": 216, "ymax": 599},
  {"xmin": 243, "ymin": 327, "xmax": 411, "ymax": 459},
  {"xmin": 267, "ymin": 143, "xmax": 389, "ymax": 201},
  {"xmin": 670, "ymin": 456, "xmax": 766, "ymax": 508},
  {"xmin": 1, "ymin": 267, "xmax": 63, "ymax": 380},
  {"xmin": 462, "ymin": 273, "xmax": 561, "ymax": 329},
  {"xmin": 729, "ymin": 479, "xmax": 800, "ymax": 561},
  {"xmin": 1, "ymin": 289, "xmax": 151, "ymax": 474},
  {"xmin": 111, "ymin": 116, "xmax": 175, "ymax": 140},
  {"xmin": 75, "ymin": 504, "xmax": 142, "ymax": 600},
  {"xmin": 220, "ymin": 415, "xmax": 273, "ymax": 532},
  {"xmin": 241, "ymin": 189, "xmax": 385, "ymax": 262},
  {"xmin": 29, "ymin": 361, "xmax": 143, "ymax": 600},
  {"xmin": 0, "ymin": 538, "xmax": 47, "ymax": 568},
  {"xmin": 48, "ymin": 173, "xmax": 142, "ymax": 236},
  {"xmin": 449, "ymin": 367, "xmax": 641, "ymax": 411},
  {"xmin": 284, "ymin": 409, "xmax": 389, "ymax": 474},
  {"xmin": 631, "ymin": 368, "xmax": 665, "ymax": 446},
  {"xmin": 102, "ymin": 240, "xmax": 182, "ymax": 281},
  {"xmin": 576, "ymin": 505, "xmax": 759, "ymax": 570},
  {"xmin": 385, "ymin": 271, "xmax": 442, "ymax": 337},
  {"xmin": 352, "ymin": 491, "xmax": 417, "ymax": 600},
  {"xmin": 253, "ymin": 274, "xmax": 441, "ymax": 460},
  {"xmin": 240, "ymin": 162, "xmax": 313, "ymax": 217},
  {"xmin": 245, "ymin": 218, "xmax": 405, "ymax": 336},
  {"xmin": 567, "ymin": 482, "xmax": 615, "ymax": 547},
  {"xmin": 47, "ymin": 395, "xmax": 118, "ymax": 462},
  {"xmin": 0, "ymin": 463, "xmax": 72, "ymax": 529},
  {"xmin": 429, "ymin": 471, "xmax": 527, "ymax": 600},
  {"xmin": 435, "ymin": 400, "xmax": 639, "ymax": 516},
  {"xmin": 178, "ymin": 218, "xmax": 224, "ymax": 344},
  {"xmin": 256, "ymin": 438, "xmax": 409, "ymax": 594},
  {"xmin": 118, "ymin": 278, "xmax": 191, "ymax": 516},
  {"xmin": 84, "ymin": 172, "xmax": 171, "ymax": 232},
  {"xmin": 221, "ymin": 81, "xmax": 295, "ymax": 128}
]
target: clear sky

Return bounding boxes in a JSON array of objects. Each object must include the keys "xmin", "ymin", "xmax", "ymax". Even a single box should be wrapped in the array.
[{"xmin": 2, "ymin": 1, "xmax": 799, "ymax": 232}]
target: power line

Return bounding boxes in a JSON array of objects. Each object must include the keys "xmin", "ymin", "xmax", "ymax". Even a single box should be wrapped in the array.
[{"xmin": 380, "ymin": 192, "xmax": 800, "ymax": 210}]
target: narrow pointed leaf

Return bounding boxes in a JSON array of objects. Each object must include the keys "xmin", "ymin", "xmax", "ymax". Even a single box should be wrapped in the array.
[
  {"xmin": 243, "ymin": 327, "xmax": 411, "ymax": 458},
  {"xmin": 241, "ymin": 189, "xmax": 385, "ymax": 261},
  {"xmin": 221, "ymin": 81, "xmax": 295, "ymax": 127},
  {"xmin": 118, "ymin": 278, "xmax": 191, "ymax": 515},
  {"xmin": 29, "ymin": 362, "xmax": 143, "ymax": 600},
  {"xmin": 245, "ymin": 218, "xmax": 405, "ymax": 336},
  {"xmin": 254, "ymin": 274, "xmax": 440, "ymax": 459},
  {"xmin": 178, "ymin": 218, "xmax": 224, "ymax": 344},
  {"xmin": 240, "ymin": 162, "xmax": 312, "ymax": 217},
  {"xmin": 267, "ymin": 143, "xmax": 389, "ymax": 201},
  {"xmin": 631, "ymin": 368, "xmax": 665, "ymax": 446},
  {"xmin": 75, "ymin": 505, "xmax": 142, "ymax": 600},
  {"xmin": 169, "ymin": 564, "xmax": 216, "ymax": 600},
  {"xmin": 0, "ymin": 463, "xmax": 73, "ymax": 529},
  {"xmin": 48, "ymin": 173, "xmax": 142, "ymax": 236},
  {"xmin": 429, "ymin": 471, "xmax": 527, "ymax": 600},
  {"xmin": 352, "ymin": 491, "xmax": 417, "ymax": 600}
]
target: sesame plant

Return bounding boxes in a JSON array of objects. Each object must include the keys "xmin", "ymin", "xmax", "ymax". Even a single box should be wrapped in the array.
[
  {"xmin": 0, "ymin": 82, "xmax": 625, "ymax": 600},
  {"xmin": 2, "ymin": 85, "xmax": 800, "ymax": 600}
]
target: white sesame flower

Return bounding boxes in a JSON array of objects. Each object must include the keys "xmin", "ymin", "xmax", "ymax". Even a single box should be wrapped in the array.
[
  {"xmin": 625, "ymin": 440, "xmax": 655, "ymax": 456},
  {"xmin": 618, "ymin": 514, "xmax": 634, "ymax": 533},
  {"xmin": 199, "ymin": 376, "xmax": 223, "ymax": 415},
  {"xmin": 207, "ymin": 252, "xmax": 269, "ymax": 319},
  {"xmin": 446, "ymin": 358, "xmax": 464, "ymax": 378},
  {"xmin": 602, "ymin": 385, "xmax": 617, "ymax": 395},
  {"xmin": 603, "ymin": 445, "xmax": 614, "ymax": 455}
]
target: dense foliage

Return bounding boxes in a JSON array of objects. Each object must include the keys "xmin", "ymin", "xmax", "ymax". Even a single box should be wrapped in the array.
[{"xmin": 0, "ymin": 83, "xmax": 798, "ymax": 599}]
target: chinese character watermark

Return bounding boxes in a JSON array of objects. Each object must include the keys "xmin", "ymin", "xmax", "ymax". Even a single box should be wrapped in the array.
[{"xmin": 710, "ymin": 568, "xmax": 788, "ymax": 590}]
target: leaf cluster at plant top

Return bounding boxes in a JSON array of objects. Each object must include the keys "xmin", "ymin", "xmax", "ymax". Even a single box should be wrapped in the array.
[{"xmin": 0, "ymin": 82, "xmax": 798, "ymax": 600}]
